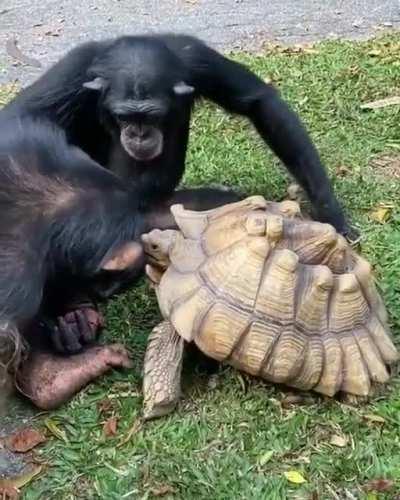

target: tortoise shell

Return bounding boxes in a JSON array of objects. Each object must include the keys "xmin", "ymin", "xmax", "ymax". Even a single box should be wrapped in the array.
[{"xmin": 143, "ymin": 196, "xmax": 399, "ymax": 397}]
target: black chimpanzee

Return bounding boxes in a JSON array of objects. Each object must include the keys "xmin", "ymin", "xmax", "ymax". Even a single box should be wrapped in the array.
[
  {"xmin": 3, "ymin": 34, "xmax": 352, "ymax": 237},
  {"xmin": 0, "ymin": 115, "xmax": 239, "ymax": 411},
  {"xmin": 1, "ymin": 33, "xmax": 356, "ymax": 365}
]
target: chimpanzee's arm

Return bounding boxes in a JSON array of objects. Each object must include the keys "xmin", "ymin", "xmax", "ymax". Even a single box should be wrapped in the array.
[
  {"xmin": 162, "ymin": 35, "xmax": 351, "ymax": 236},
  {"xmin": 3, "ymin": 40, "xmax": 105, "ymax": 123}
]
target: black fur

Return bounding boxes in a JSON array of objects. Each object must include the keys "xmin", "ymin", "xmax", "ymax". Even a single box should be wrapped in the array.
[
  {"xmin": 0, "ymin": 116, "xmax": 144, "ymax": 329},
  {"xmin": 3, "ymin": 33, "xmax": 351, "ymax": 235}
]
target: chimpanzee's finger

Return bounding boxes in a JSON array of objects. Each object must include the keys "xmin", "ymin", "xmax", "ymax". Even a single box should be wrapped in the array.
[
  {"xmin": 52, "ymin": 325, "xmax": 66, "ymax": 354},
  {"xmin": 76, "ymin": 310, "xmax": 96, "ymax": 343},
  {"xmin": 58, "ymin": 317, "xmax": 82, "ymax": 354}
]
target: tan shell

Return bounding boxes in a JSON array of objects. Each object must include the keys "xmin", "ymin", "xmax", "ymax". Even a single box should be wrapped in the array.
[{"xmin": 146, "ymin": 196, "xmax": 399, "ymax": 397}]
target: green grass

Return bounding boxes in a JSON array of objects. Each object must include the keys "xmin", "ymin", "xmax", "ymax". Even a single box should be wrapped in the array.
[{"xmin": 3, "ymin": 34, "xmax": 400, "ymax": 499}]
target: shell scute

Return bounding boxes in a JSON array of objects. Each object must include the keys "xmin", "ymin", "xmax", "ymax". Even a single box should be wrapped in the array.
[{"xmin": 145, "ymin": 195, "xmax": 399, "ymax": 398}]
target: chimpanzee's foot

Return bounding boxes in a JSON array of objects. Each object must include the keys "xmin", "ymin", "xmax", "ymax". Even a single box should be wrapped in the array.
[
  {"xmin": 17, "ymin": 344, "xmax": 132, "ymax": 410},
  {"xmin": 52, "ymin": 307, "xmax": 105, "ymax": 354}
]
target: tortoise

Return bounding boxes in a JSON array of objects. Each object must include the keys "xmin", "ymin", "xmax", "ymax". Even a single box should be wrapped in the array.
[{"xmin": 141, "ymin": 196, "xmax": 399, "ymax": 419}]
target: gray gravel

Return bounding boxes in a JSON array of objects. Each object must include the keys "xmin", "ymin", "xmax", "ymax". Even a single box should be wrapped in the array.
[{"xmin": 0, "ymin": 0, "xmax": 399, "ymax": 86}]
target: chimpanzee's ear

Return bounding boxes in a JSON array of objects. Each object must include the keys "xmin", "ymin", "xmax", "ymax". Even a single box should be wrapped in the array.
[
  {"xmin": 83, "ymin": 76, "xmax": 108, "ymax": 91},
  {"xmin": 173, "ymin": 81, "xmax": 195, "ymax": 96},
  {"xmin": 101, "ymin": 241, "xmax": 144, "ymax": 271}
]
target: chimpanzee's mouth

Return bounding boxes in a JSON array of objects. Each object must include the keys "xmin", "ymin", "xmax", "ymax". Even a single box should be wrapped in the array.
[{"xmin": 120, "ymin": 124, "xmax": 163, "ymax": 161}]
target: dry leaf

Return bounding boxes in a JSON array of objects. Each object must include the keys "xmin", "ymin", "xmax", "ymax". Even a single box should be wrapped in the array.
[
  {"xmin": 329, "ymin": 434, "xmax": 348, "ymax": 447},
  {"xmin": 259, "ymin": 450, "xmax": 274, "ymax": 466},
  {"xmin": 0, "ymin": 465, "xmax": 43, "ymax": 494},
  {"xmin": 284, "ymin": 470, "xmax": 307, "ymax": 484},
  {"xmin": 44, "ymin": 418, "xmax": 68, "ymax": 442},
  {"xmin": 103, "ymin": 416, "xmax": 118, "ymax": 437},
  {"xmin": 336, "ymin": 165, "xmax": 351, "ymax": 177},
  {"xmin": 118, "ymin": 418, "xmax": 143, "ymax": 448},
  {"xmin": 236, "ymin": 372, "xmax": 247, "ymax": 392},
  {"xmin": 364, "ymin": 478, "xmax": 395, "ymax": 492},
  {"xmin": 361, "ymin": 96, "xmax": 400, "ymax": 110},
  {"xmin": 5, "ymin": 38, "xmax": 42, "ymax": 68},
  {"xmin": 363, "ymin": 413, "xmax": 386, "ymax": 424},
  {"xmin": 369, "ymin": 204, "xmax": 393, "ymax": 224},
  {"xmin": 97, "ymin": 398, "xmax": 114, "ymax": 415},
  {"xmin": 371, "ymin": 154, "xmax": 400, "ymax": 179},
  {"xmin": 281, "ymin": 393, "xmax": 313, "ymax": 408},
  {"xmin": 150, "ymin": 484, "xmax": 175, "ymax": 496},
  {"xmin": 5, "ymin": 428, "xmax": 46, "ymax": 453}
]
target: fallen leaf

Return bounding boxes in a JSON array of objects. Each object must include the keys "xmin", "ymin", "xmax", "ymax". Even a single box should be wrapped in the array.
[
  {"xmin": 281, "ymin": 393, "xmax": 313, "ymax": 408},
  {"xmin": 259, "ymin": 450, "xmax": 274, "ymax": 466},
  {"xmin": 44, "ymin": 418, "xmax": 68, "ymax": 442},
  {"xmin": 371, "ymin": 154, "xmax": 400, "ymax": 179},
  {"xmin": 361, "ymin": 96, "xmax": 400, "ymax": 109},
  {"xmin": 103, "ymin": 416, "xmax": 118, "ymax": 437},
  {"xmin": 369, "ymin": 204, "xmax": 393, "ymax": 224},
  {"xmin": 364, "ymin": 478, "xmax": 395, "ymax": 492},
  {"xmin": 5, "ymin": 38, "xmax": 42, "ymax": 68},
  {"xmin": 117, "ymin": 419, "xmax": 143, "ymax": 448},
  {"xmin": 329, "ymin": 434, "xmax": 348, "ymax": 447},
  {"xmin": 284, "ymin": 470, "xmax": 307, "ymax": 484},
  {"xmin": 149, "ymin": 484, "xmax": 175, "ymax": 496},
  {"xmin": 0, "ymin": 465, "xmax": 43, "ymax": 494},
  {"xmin": 5, "ymin": 428, "xmax": 46, "ymax": 453},
  {"xmin": 336, "ymin": 165, "xmax": 351, "ymax": 177},
  {"xmin": 97, "ymin": 398, "xmax": 114, "ymax": 415},
  {"xmin": 363, "ymin": 413, "xmax": 386, "ymax": 424}
]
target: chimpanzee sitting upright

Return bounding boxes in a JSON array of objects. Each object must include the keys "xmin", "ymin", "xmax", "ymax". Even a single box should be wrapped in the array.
[
  {"xmin": 0, "ymin": 115, "xmax": 239, "ymax": 411},
  {"xmin": 3, "ymin": 33, "xmax": 353, "ymax": 238}
]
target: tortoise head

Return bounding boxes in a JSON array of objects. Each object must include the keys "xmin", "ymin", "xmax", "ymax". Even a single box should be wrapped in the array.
[{"xmin": 141, "ymin": 229, "xmax": 178, "ymax": 283}]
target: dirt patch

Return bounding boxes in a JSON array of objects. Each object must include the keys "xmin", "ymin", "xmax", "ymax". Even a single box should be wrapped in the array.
[{"xmin": 371, "ymin": 154, "xmax": 400, "ymax": 179}]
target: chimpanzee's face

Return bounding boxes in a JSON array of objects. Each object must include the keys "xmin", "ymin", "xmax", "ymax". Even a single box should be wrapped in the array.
[{"xmin": 83, "ymin": 66, "xmax": 194, "ymax": 162}]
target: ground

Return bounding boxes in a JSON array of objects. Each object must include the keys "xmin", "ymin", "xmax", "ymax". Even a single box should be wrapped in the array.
[
  {"xmin": 1, "ymin": 33, "xmax": 400, "ymax": 499},
  {"xmin": 0, "ymin": 0, "xmax": 399, "ymax": 85}
]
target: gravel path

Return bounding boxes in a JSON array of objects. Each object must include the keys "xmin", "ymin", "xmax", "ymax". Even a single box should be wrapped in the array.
[{"xmin": 0, "ymin": 0, "xmax": 399, "ymax": 85}]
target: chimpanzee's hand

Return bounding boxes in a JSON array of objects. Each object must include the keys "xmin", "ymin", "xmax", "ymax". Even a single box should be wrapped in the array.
[{"xmin": 52, "ymin": 307, "xmax": 105, "ymax": 354}]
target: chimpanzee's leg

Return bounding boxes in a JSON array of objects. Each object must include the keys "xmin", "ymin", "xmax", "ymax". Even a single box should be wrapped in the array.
[
  {"xmin": 17, "ymin": 343, "xmax": 132, "ymax": 410},
  {"xmin": 17, "ymin": 318, "xmax": 132, "ymax": 410}
]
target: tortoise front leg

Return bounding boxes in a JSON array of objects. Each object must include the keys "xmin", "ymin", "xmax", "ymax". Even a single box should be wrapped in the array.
[{"xmin": 143, "ymin": 320, "xmax": 184, "ymax": 420}]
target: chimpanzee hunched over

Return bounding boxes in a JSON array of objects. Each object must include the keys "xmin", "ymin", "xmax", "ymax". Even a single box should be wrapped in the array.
[
  {"xmin": 0, "ymin": 116, "xmax": 239, "ymax": 410},
  {"xmin": 3, "ymin": 33, "xmax": 354, "ymax": 238}
]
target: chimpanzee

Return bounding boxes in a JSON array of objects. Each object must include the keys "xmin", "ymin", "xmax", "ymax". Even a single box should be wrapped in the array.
[
  {"xmin": 0, "ymin": 115, "xmax": 240, "ymax": 411},
  {"xmin": 3, "ymin": 33, "xmax": 353, "ymax": 237},
  {"xmin": 2, "ymin": 33, "xmax": 356, "ymax": 361}
]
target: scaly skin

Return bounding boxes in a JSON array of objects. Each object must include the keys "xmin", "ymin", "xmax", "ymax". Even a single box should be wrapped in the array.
[{"xmin": 143, "ymin": 321, "xmax": 184, "ymax": 420}]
